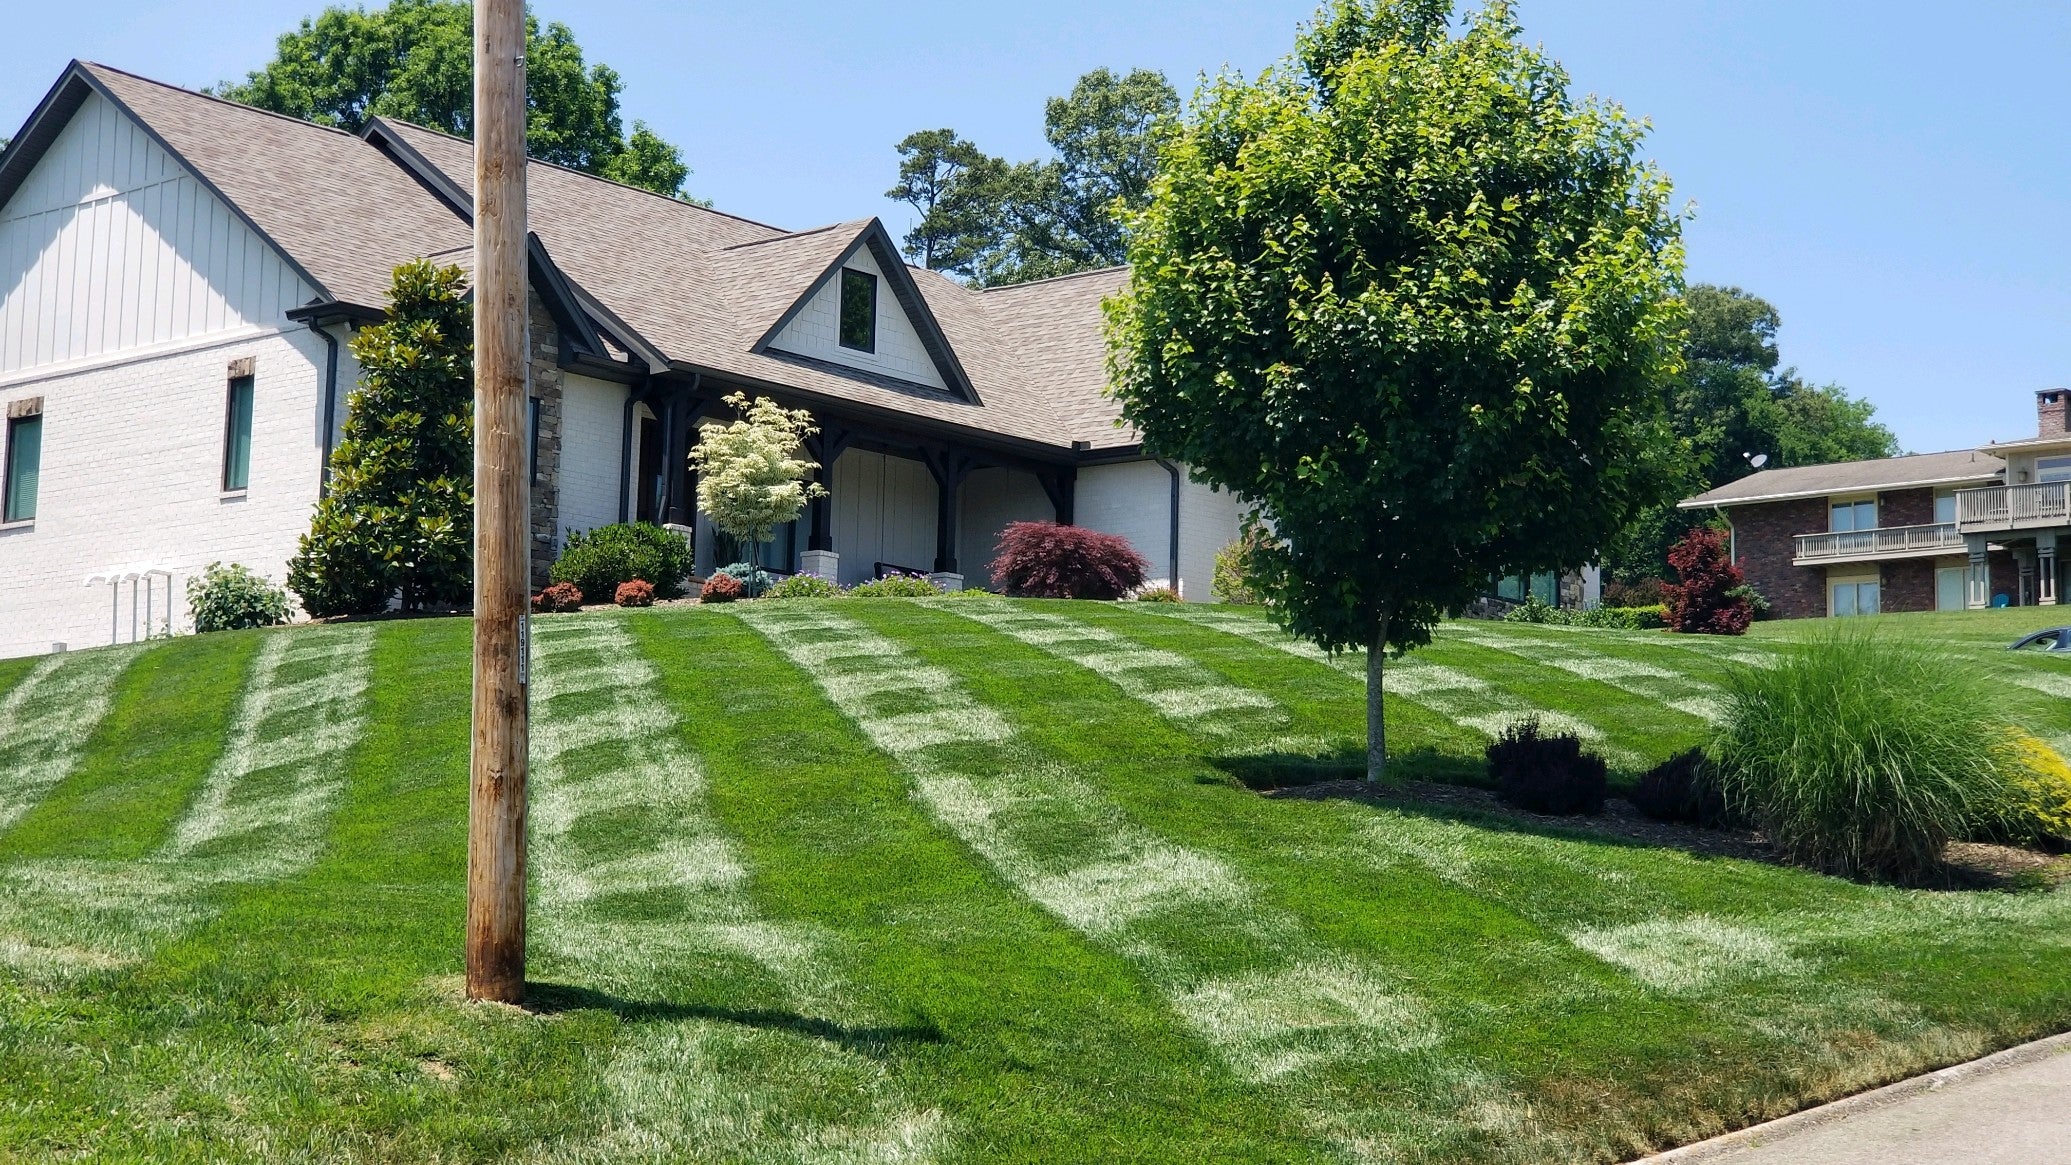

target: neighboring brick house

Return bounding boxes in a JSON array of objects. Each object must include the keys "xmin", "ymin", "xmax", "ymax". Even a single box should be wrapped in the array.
[
  {"xmin": 0, "ymin": 63, "xmax": 1252, "ymax": 656},
  {"xmin": 1678, "ymin": 390, "xmax": 2071, "ymax": 619}
]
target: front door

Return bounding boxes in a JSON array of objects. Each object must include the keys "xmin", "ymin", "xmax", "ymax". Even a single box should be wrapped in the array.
[{"xmin": 635, "ymin": 416, "xmax": 662, "ymax": 523}]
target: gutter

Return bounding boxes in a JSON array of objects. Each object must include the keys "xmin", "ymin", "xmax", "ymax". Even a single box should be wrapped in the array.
[{"xmin": 1154, "ymin": 458, "xmax": 1181, "ymax": 593}]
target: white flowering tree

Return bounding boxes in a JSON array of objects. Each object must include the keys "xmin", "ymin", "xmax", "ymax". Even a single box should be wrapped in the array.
[{"xmin": 689, "ymin": 392, "xmax": 826, "ymax": 585}]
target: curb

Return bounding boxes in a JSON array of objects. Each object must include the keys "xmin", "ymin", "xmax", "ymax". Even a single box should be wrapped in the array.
[{"xmin": 1628, "ymin": 1030, "xmax": 2071, "ymax": 1163}]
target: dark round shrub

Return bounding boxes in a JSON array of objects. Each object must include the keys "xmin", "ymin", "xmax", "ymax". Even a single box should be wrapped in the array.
[
  {"xmin": 1630, "ymin": 748, "xmax": 1736, "ymax": 827},
  {"xmin": 989, "ymin": 521, "xmax": 1149, "ymax": 600},
  {"xmin": 533, "ymin": 581, "xmax": 583, "ymax": 613},
  {"xmin": 615, "ymin": 579, "xmax": 655, "ymax": 607},
  {"xmin": 551, "ymin": 523, "xmax": 693, "ymax": 601},
  {"xmin": 700, "ymin": 573, "xmax": 744, "ymax": 604},
  {"xmin": 1487, "ymin": 719, "xmax": 1607, "ymax": 815}
]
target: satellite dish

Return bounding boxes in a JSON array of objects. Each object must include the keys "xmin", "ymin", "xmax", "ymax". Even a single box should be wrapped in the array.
[{"xmin": 1745, "ymin": 453, "xmax": 1769, "ymax": 469}]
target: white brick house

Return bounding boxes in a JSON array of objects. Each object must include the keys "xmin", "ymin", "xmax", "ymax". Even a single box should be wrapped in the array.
[{"xmin": 0, "ymin": 63, "xmax": 1246, "ymax": 657}]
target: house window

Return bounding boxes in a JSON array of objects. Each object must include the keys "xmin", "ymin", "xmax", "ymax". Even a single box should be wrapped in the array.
[
  {"xmin": 1831, "ymin": 579, "xmax": 1880, "ymax": 617},
  {"xmin": 222, "ymin": 375, "xmax": 255, "ymax": 491},
  {"xmin": 839, "ymin": 268, "xmax": 877, "ymax": 352},
  {"xmin": 1934, "ymin": 490, "xmax": 1957, "ymax": 524},
  {"xmin": 4, "ymin": 411, "xmax": 40, "ymax": 522},
  {"xmin": 1829, "ymin": 499, "xmax": 1876, "ymax": 532},
  {"xmin": 2037, "ymin": 455, "xmax": 2071, "ymax": 483}
]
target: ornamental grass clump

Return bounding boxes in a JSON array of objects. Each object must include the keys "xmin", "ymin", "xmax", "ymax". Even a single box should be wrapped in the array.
[{"xmin": 1710, "ymin": 631, "xmax": 2016, "ymax": 883}]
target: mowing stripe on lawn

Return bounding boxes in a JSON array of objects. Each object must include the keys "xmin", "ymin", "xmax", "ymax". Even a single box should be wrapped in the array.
[
  {"xmin": 0, "ymin": 626, "xmax": 374, "ymax": 975},
  {"xmin": 0, "ymin": 647, "xmax": 140, "ymax": 832},
  {"xmin": 1146, "ymin": 605, "xmax": 1648, "ymax": 764},
  {"xmin": 1440, "ymin": 621, "xmax": 1724, "ymax": 723},
  {"xmin": 735, "ymin": 602, "xmax": 1478, "ymax": 1159},
  {"xmin": 924, "ymin": 597, "xmax": 1314, "ymax": 751},
  {"xmin": 525, "ymin": 615, "xmax": 945, "ymax": 1164}
]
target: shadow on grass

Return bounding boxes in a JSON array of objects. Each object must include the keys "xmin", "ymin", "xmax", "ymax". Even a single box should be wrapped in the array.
[
  {"xmin": 1209, "ymin": 745, "xmax": 2071, "ymax": 891},
  {"xmin": 523, "ymin": 981, "xmax": 944, "ymax": 1055}
]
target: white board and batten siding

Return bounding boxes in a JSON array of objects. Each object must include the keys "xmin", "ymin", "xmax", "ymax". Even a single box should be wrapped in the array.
[
  {"xmin": 765, "ymin": 246, "xmax": 948, "ymax": 391},
  {"xmin": 0, "ymin": 92, "xmax": 313, "ymax": 374},
  {"xmin": 0, "ymin": 91, "xmax": 331, "ymax": 658},
  {"xmin": 828, "ymin": 448, "xmax": 938, "ymax": 585},
  {"xmin": 1076, "ymin": 459, "xmax": 1246, "ymax": 600}
]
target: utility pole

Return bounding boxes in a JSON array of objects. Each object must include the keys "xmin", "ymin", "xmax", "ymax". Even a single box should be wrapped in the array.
[{"xmin": 466, "ymin": 0, "xmax": 529, "ymax": 1004}]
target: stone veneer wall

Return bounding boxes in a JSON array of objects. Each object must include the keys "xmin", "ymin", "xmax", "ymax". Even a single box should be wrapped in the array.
[
  {"xmin": 1725, "ymin": 498, "xmax": 1827, "ymax": 619},
  {"xmin": 527, "ymin": 294, "xmax": 564, "ymax": 589}
]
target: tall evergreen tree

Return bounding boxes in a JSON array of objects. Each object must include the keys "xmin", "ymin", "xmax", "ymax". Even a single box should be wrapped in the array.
[{"xmin": 287, "ymin": 261, "xmax": 474, "ymax": 616}]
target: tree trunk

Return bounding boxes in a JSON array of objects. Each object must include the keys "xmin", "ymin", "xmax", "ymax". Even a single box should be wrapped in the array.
[{"xmin": 1366, "ymin": 612, "xmax": 1389, "ymax": 783}]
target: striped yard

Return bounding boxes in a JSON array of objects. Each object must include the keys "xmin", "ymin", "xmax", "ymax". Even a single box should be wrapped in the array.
[{"xmin": 1, "ymin": 601, "xmax": 2068, "ymax": 1164}]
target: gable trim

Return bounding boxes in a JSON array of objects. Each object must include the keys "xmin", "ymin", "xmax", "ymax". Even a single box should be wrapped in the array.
[
  {"xmin": 362, "ymin": 116, "xmax": 652, "ymax": 368},
  {"xmin": 750, "ymin": 220, "xmax": 980, "ymax": 405},
  {"xmin": 0, "ymin": 64, "xmax": 334, "ymax": 307}
]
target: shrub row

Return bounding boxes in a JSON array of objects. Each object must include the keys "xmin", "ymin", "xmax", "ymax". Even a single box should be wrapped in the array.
[{"xmin": 1501, "ymin": 596, "xmax": 1667, "ymax": 629}]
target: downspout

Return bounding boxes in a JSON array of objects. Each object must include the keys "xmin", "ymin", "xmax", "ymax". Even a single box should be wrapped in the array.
[
  {"xmin": 1154, "ymin": 458, "xmax": 1181, "ymax": 595},
  {"xmin": 316, "ymin": 321, "xmax": 342, "ymax": 497}
]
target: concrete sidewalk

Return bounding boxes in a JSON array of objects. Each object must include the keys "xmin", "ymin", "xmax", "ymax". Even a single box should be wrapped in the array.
[{"xmin": 1633, "ymin": 1032, "xmax": 2071, "ymax": 1164}]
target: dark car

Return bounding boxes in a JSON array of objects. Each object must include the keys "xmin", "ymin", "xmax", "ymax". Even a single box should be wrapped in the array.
[{"xmin": 2008, "ymin": 627, "xmax": 2071, "ymax": 652}]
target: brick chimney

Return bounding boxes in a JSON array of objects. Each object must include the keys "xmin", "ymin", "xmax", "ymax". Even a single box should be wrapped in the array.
[{"xmin": 2040, "ymin": 389, "xmax": 2070, "ymax": 438}]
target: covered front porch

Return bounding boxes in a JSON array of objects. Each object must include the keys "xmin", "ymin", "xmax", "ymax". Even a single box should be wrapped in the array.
[
  {"xmin": 627, "ymin": 391, "xmax": 1081, "ymax": 591},
  {"xmin": 1955, "ymin": 482, "xmax": 2070, "ymax": 608}
]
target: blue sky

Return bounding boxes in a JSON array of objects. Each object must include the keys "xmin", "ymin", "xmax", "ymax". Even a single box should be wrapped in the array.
[{"xmin": 6, "ymin": 1, "xmax": 2066, "ymax": 452}]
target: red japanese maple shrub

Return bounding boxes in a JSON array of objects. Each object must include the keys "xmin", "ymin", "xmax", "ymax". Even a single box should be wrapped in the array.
[
  {"xmin": 700, "ymin": 573, "xmax": 744, "ymax": 604},
  {"xmin": 615, "ymin": 579, "xmax": 655, "ymax": 607},
  {"xmin": 1664, "ymin": 527, "xmax": 1753, "ymax": 635},
  {"xmin": 533, "ymin": 581, "xmax": 584, "ymax": 613},
  {"xmin": 989, "ymin": 521, "xmax": 1150, "ymax": 600}
]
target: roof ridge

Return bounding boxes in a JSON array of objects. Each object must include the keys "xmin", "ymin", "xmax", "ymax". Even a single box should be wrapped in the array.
[
  {"xmin": 82, "ymin": 61, "xmax": 364, "ymax": 141},
  {"xmin": 372, "ymin": 115, "xmax": 791, "ymax": 234},
  {"xmin": 720, "ymin": 218, "xmax": 874, "ymax": 252},
  {"xmin": 977, "ymin": 264, "xmax": 1129, "ymax": 293}
]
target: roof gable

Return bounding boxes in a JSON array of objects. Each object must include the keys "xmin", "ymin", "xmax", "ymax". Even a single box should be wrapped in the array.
[
  {"xmin": 750, "ymin": 221, "xmax": 975, "ymax": 401},
  {"xmin": 0, "ymin": 85, "xmax": 315, "ymax": 372}
]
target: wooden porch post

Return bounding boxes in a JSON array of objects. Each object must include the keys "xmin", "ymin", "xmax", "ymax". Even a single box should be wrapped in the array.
[
  {"xmin": 923, "ymin": 449, "xmax": 976, "ymax": 575},
  {"xmin": 466, "ymin": 0, "xmax": 530, "ymax": 1006}
]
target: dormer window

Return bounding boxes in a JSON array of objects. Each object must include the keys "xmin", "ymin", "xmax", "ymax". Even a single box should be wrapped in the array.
[{"xmin": 839, "ymin": 268, "xmax": 877, "ymax": 352}]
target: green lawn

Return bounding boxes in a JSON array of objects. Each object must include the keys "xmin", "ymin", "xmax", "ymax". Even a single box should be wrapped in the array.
[{"xmin": 1, "ymin": 599, "xmax": 2068, "ymax": 1163}]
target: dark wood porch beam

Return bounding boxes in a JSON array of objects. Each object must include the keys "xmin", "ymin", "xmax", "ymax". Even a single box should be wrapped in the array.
[
  {"xmin": 1038, "ymin": 467, "xmax": 1077, "ymax": 526},
  {"xmin": 803, "ymin": 422, "xmax": 855, "ymax": 552},
  {"xmin": 923, "ymin": 447, "xmax": 983, "ymax": 575}
]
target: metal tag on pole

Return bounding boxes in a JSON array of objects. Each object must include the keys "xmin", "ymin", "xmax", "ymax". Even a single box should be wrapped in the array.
[{"xmin": 465, "ymin": 0, "xmax": 530, "ymax": 1004}]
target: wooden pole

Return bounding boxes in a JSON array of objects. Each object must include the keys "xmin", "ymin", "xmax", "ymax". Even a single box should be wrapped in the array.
[{"xmin": 466, "ymin": 0, "xmax": 529, "ymax": 1004}]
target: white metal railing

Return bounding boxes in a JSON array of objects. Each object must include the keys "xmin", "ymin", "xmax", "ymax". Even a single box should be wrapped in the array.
[
  {"xmin": 1956, "ymin": 482, "xmax": 2071, "ymax": 531},
  {"xmin": 1792, "ymin": 522, "xmax": 1966, "ymax": 562}
]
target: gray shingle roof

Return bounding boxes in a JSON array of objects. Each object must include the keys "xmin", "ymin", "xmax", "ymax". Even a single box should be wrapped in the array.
[
  {"xmin": 1679, "ymin": 449, "xmax": 2004, "ymax": 508},
  {"xmin": 84, "ymin": 64, "xmax": 472, "ymax": 311},
  {"xmin": 14, "ymin": 66, "xmax": 1137, "ymax": 455},
  {"xmin": 374, "ymin": 120, "xmax": 1135, "ymax": 453}
]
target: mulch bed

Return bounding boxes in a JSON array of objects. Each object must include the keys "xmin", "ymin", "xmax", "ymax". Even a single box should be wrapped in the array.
[{"xmin": 1263, "ymin": 777, "xmax": 2071, "ymax": 889}]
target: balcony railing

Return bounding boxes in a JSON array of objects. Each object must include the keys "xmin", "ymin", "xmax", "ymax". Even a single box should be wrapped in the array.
[
  {"xmin": 1792, "ymin": 521, "xmax": 1966, "ymax": 564},
  {"xmin": 1956, "ymin": 482, "xmax": 2071, "ymax": 532}
]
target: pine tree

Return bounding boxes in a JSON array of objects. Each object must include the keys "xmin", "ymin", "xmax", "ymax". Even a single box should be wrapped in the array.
[{"xmin": 288, "ymin": 260, "xmax": 474, "ymax": 616}]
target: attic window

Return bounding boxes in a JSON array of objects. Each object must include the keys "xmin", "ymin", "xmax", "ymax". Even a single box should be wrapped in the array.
[{"xmin": 839, "ymin": 268, "xmax": 877, "ymax": 353}]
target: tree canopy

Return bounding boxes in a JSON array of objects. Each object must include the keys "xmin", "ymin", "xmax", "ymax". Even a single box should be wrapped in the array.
[
  {"xmin": 1108, "ymin": 0, "xmax": 1686, "ymax": 779},
  {"xmin": 887, "ymin": 68, "xmax": 1177, "ymax": 287},
  {"xmin": 1605, "ymin": 284, "xmax": 1899, "ymax": 580},
  {"xmin": 216, "ymin": 0, "xmax": 696, "ymax": 200}
]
